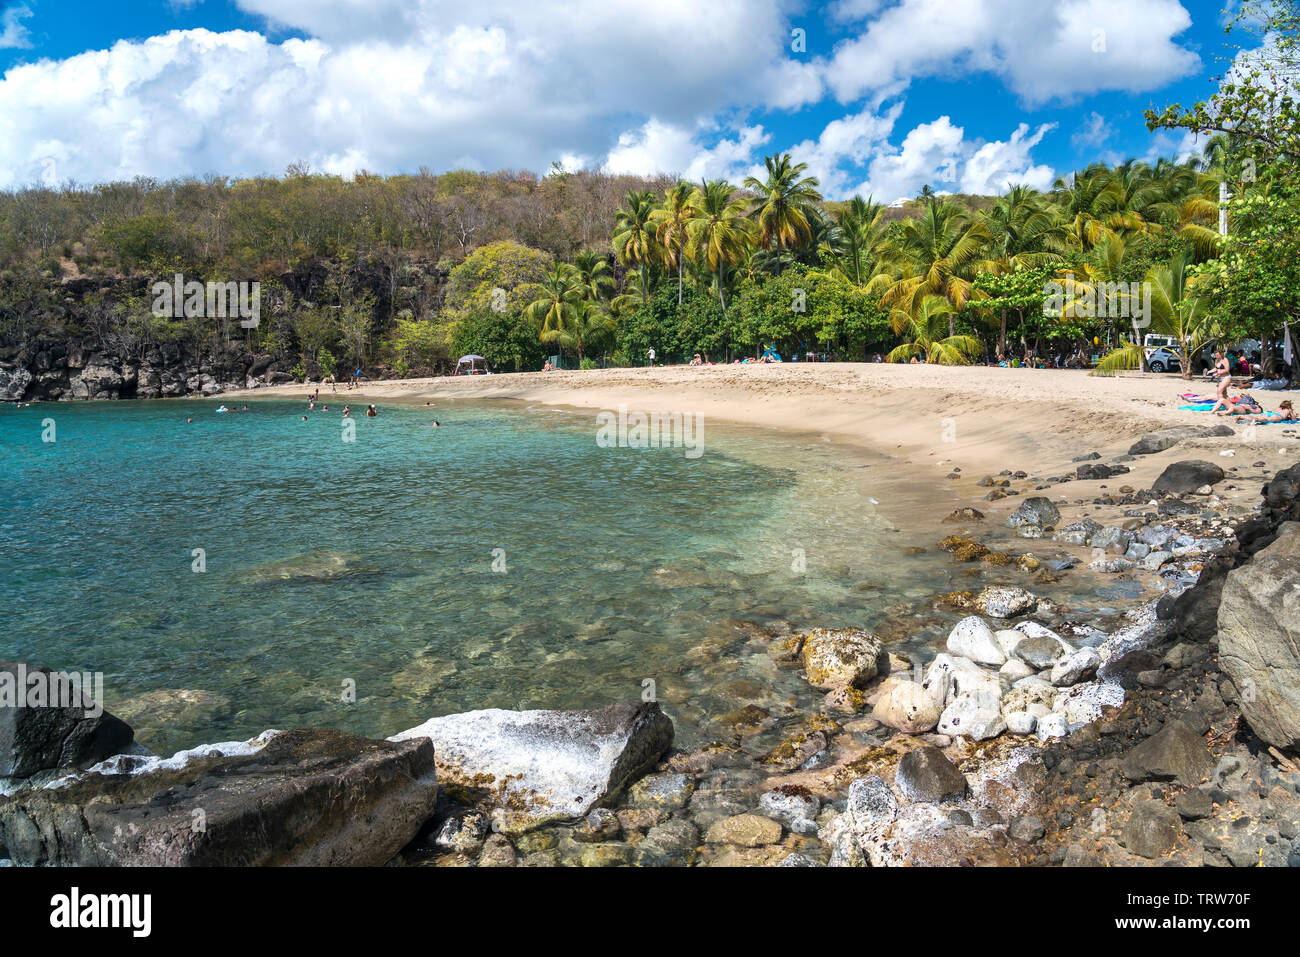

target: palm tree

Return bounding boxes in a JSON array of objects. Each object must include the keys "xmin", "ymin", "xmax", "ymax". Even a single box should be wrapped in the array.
[
  {"xmin": 539, "ymin": 299, "xmax": 618, "ymax": 366},
  {"xmin": 882, "ymin": 196, "xmax": 991, "ymax": 334},
  {"xmin": 819, "ymin": 195, "xmax": 893, "ymax": 293},
  {"xmin": 686, "ymin": 179, "xmax": 751, "ymax": 312},
  {"xmin": 979, "ymin": 185, "xmax": 1066, "ymax": 354},
  {"xmin": 573, "ymin": 250, "xmax": 615, "ymax": 303},
  {"xmin": 649, "ymin": 182, "xmax": 695, "ymax": 305},
  {"xmin": 743, "ymin": 153, "xmax": 823, "ymax": 268},
  {"xmin": 1092, "ymin": 251, "xmax": 1217, "ymax": 379},
  {"xmin": 887, "ymin": 295, "xmax": 983, "ymax": 365},
  {"xmin": 612, "ymin": 190, "xmax": 659, "ymax": 303},
  {"xmin": 525, "ymin": 262, "xmax": 585, "ymax": 355}
]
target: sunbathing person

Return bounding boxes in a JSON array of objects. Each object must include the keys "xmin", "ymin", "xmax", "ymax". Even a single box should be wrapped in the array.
[
  {"xmin": 1215, "ymin": 393, "xmax": 1263, "ymax": 416},
  {"xmin": 1247, "ymin": 399, "xmax": 1297, "ymax": 424}
]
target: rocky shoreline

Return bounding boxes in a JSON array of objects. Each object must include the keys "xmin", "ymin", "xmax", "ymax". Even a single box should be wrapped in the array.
[{"xmin": 3, "ymin": 433, "xmax": 1298, "ymax": 867}]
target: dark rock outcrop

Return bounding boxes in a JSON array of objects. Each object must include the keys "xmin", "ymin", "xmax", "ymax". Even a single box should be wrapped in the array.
[
  {"xmin": 0, "ymin": 728, "xmax": 438, "ymax": 865},
  {"xmin": 1128, "ymin": 425, "xmax": 1235, "ymax": 456},
  {"xmin": 1152, "ymin": 460, "xmax": 1224, "ymax": 494}
]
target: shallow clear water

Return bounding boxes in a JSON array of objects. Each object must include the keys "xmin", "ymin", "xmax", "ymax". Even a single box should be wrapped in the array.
[{"xmin": 4, "ymin": 396, "xmax": 996, "ymax": 754}]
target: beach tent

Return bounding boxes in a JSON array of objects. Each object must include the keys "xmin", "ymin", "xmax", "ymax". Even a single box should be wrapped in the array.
[{"xmin": 455, "ymin": 355, "xmax": 490, "ymax": 375}]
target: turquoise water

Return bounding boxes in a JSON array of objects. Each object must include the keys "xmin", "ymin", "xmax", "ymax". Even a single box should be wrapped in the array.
[{"xmin": 2, "ymin": 397, "xmax": 966, "ymax": 754}]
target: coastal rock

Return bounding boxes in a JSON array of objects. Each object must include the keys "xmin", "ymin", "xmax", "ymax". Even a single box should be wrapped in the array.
[
  {"xmin": 894, "ymin": 746, "xmax": 968, "ymax": 803},
  {"xmin": 1006, "ymin": 497, "xmax": 1061, "ymax": 529},
  {"xmin": 1005, "ymin": 711, "xmax": 1037, "ymax": 735},
  {"xmin": 242, "ymin": 549, "xmax": 365, "ymax": 584},
  {"xmin": 946, "ymin": 616, "xmax": 1006, "ymax": 665},
  {"xmin": 1050, "ymin": 648, "xmax": 1100, "ymax": 687},
  {"xmin": 704, "ymin": 813, "xmax": 783, "ymax": 847},
  {"xmin": 973, "ymin": 585, "xmax": 1038, "ymax": 619},
  {"xmin": 922, "ymin": 653, "xmax": 1001, "ymax": 706},
  {"xmin": 871, "ymin": 679, "xmax": 944, "ymax": 733},
  {"xmin": 1052, "ymin": 681, "xmax": 1124, "ymax": 730},
  {"xmin": 1013, "ymin": 635, "xmax": 1065, "ymax": 669},
  {"xmin": 758, "ymin": 789, "xmax": 820, "ymax": 834},
  {"xmin": 0, "ymin": 661, "xmax": 135, "ymax": 785},
  {"xmin": 1054, "ymin": 517, "xmax": 1103, "ymax": 545},
  {"xmin": 800, "ymin": 628, "xmax": 883, "ymax": 690},
  {"xmin": 1120, "ymin": 719, "xmax": 1212, "ymax": 787},
  {"xmin": 0, "ymin": 728, "xmax": 437, "ymax": 865},
  {"xmin": 1151, "ymin": 460, "xmax": 1225, "ymax": 495},
  {"xmin": 635, "ymin": 819, "xmax": 699, "ymax": 866},
  {"xmin": 389, "ymin": 700, "xmax": 672, "ymax": 833},
  {"xmin": 1217, "ymin": 522, "xmax": 1300, "ymax": 751},
  {"xmin": 938, "ymin": 690, "xmax": 1006, "ymax": 741},
  {"xmin": 1128, "ymin": 425, "xmax": 1234, "ymax": 456},
  {"xmin": 109, "ymin": 688, "xmax": 232, "ymax": 742},
  {"xmin": 627, "ymin": 771, "xmax": 695, "ymax": 810},
  {"xmin": 1122, "ymin": 801, "xmax": 1183, "ymax": 859}
]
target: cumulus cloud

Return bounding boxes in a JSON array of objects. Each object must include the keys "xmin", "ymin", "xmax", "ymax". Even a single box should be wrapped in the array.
[
  {"xmin": 824, "ymin": 0, "xmax": 1200, "ymax": 105},
  {"xmin": 603, "ymin": 119, "xmax": 770, "ymax": 181}
]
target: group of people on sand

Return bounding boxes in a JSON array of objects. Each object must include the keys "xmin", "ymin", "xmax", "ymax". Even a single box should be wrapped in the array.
[{"xmin": 1205, "ymin": 350, "xmax": 1296, "ymax": 421}]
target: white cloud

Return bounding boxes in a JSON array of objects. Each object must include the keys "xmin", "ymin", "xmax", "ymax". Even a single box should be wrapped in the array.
[
  {"xmin": 959, "ymin": 121, "xmax": 1056, "ymax": 193},
  {"xmin": 824, "ymin": 0, "xmax": 1200, "ymax": 105},
  {"xmin": 0, "ymin": 4, "xmax": 33, "ymax": 49},
  {"xmin": 603, "ymin": 119, "xmax": 770, "ymax": 182},
  {"xmin": 1070, "ymin": 110, "xmax": 1113, "ymax": 150}
]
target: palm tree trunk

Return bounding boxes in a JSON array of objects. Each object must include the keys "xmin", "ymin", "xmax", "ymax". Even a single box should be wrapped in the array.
[{"xmin": 677, "ymin": 257, "xmax": 683, "ymax": 305}]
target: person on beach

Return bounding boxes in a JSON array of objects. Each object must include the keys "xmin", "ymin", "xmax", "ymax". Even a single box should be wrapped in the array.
[
  {"xmin": 1210, "ymin": 350, "xmax": 1232, "ymax": 410},
  {"xmin": 542, "ymin": 359, "xmax": 553, "ymax": 372},
  {"xmin": 1247, "ymin": 400, "xmax": 1296, "ymax": 424},
  {"xmin": 1216, "ymin": 393, "xmax": 1263, "ymax": 416}
]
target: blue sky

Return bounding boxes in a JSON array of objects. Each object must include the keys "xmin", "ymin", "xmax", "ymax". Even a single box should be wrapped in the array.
[{"xmin": 0, "ymin": 0, "xmax": 1252, "ymax": 201}]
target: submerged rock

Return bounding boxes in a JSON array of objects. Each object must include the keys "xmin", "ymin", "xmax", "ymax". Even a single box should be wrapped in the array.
[
  {"xmin": 973, "ymin": 585, "xmax": 1038, "ymax": 619},
  {"xmin": 242, "ymin": 549, "xmax": 366, "ymax": 583},
  {"xmin": 0, "ymin": 728, "xmax": 437, "ymax": 865},
  {"xmin": 800, "ymin": 628, "xmax": 883, "ymax": 690},
  {"xmin": 389, "ymin": 700, "xmax": 672, "ymax": 834},
  {"xmin": 1128, "ymin": 425, "xmax": 1234, "ymax": 456}
]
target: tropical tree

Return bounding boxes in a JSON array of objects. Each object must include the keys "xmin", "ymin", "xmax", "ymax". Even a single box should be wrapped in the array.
[
  {"xmin": 649, "ymin": 182, "xmax": 695, "ymax": 305},
  {"xmin": 743, "ymin": 153, "xmax": 823, "ymax": 268},
  {"xmin": 887, "ymin": 294, "xmax": 983, "ymax": 364},
  {"xmin": 612, "ymin": 190, "xmax": 659, "ymax": 303},
  {"xmin": 882, "ymin": 197, "xmax": 992, "ymax": 333},
  {"xmin": 524, "ymin": 262, "xmax": 585, "ymax": 350},
  {"xmin": 686, "ymin": 179, "xmax": 751, "ymax": 311},
  {"xmin": 1092, "ymin": 251, "xmax": 1218, "ymax": 378},
  {"xmin": 819, "ymin": 195, "xmax": 894, "ymax": 294},
  {"xmin": 540, "ymin": 298, "xmax": 618, "ymax": 365}
]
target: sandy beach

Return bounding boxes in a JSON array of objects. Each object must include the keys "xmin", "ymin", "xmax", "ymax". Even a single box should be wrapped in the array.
[{"xmin": 226, "ymin": 363, "xmax": 1299, "ymax": 505}]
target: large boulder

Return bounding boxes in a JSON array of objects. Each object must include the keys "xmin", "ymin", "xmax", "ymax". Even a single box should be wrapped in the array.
[
  {"xmin": 894, "ymin": 746, "xmax": 968, "ymax": 803},
  {"xmin": 1151, "ymin": 460, "xmax": 1224, "ymax": 494},
  {"xmin": 946, "ymin": 616, "xmax": 1005, "ymax": 665},
  {"xmin": 0, "ymin": 661, "xmax": 134, "ymax": 787},
  {"xmin": 0, "ymin": 728, "xmax": 438, "ymax": 865},
  {"xmin": 1120, "ymin": 719, "xmax": 1212, "ymax": 787},
  {"xmin": 1128, "ymin": 424, "xmax": 1234, "ymax": 456},
  {"xmin": 1217, "ymin": 522, "xmax": 1300, "ymax": 750},
  {"xmin": 1006, "ymin": 497, "xmax": 1060, "ymax": 529},
  {"xmin": 799, "ymin": 628, "xmax": 883, "ymax": 689},
  {"xmin": 389, "ymin": 701, "xmax": 672, "ymax": 834}
]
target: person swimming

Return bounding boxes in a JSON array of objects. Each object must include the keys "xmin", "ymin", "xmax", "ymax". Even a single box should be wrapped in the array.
[{"xmin": 366, "ymin": 404, "xmax": 377, "ymax": 417}]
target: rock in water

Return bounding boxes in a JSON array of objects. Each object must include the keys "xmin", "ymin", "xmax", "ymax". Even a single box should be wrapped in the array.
[
  {"xmin": 389, "ymin": 700, "xmax": 673, "ymax": 834},
  {"xmin": 799, "ymin": 628, "xmax": 883, "ymax": 689},
  {"xmin": 894, "ymin": 745, "xmax": 968, "ymax": 803},
  {"xmin": 0, "ymin": 728, "xmax": 437, "ymax": 865},
  {"xmin": 1006, "ymin": 497, "xmax": 1061, "ymax": 529},
  {"xmin": 974, "ymin": 585, "xmax": 1038, "ymax": 619},
  {"xmin": 1128, "ymin": 425, "xmax": 1234, "ymax": 456},
  {"xmin": 1151, "ymin": 460, "xmax": 1225, "ymax": 494},
  {"xmin": 1218, "ymin": 522, "xmax": 1300, "ymax": 750},
  {"xmin": 0, "ymin": 661, "xmax": 134, "ymax": 786}
]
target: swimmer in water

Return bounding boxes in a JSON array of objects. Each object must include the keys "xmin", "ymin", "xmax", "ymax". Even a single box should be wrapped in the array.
[
  {"xmin": 366, "ymin": 404, "xmax": 377, "ymax": 417},
  {"xmin": 301, "ymin": 415, "xmax": 307, "ymax": 421},
  {"xmin": 186, "ymin": 417, "xmax": 193, "ymax": 423},
  {"xmin": 342, "ymin": 405, "xmax": 351, "ymax": 417}
]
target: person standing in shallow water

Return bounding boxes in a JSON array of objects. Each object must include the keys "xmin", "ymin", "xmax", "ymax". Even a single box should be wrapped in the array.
[{"xmin": 366, "ymin": 404, "xmax": 377, "ymax": 417}]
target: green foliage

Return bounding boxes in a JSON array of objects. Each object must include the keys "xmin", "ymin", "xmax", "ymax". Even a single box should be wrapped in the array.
[{"xmin": 446, "ymin": 308, "xmax": 545, "ymax": 371}]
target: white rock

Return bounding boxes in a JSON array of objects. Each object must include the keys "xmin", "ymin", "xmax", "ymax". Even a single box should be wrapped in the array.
[
  {"xmin": 871, "ymin": 679, "xmax": 945, "ymax": 733},
  {"xmin": 1036, "ymin": 712, "xmax": 1068, "ymax": 741},
  {"xmin": 923, "ymin": 653, "xmax": 1001, "ymax": 706},
  {"xmin": 1005, "ymin": 711, "xmax": 1037, "ymax": 735},
  {"xmin": 938, "ymin": 690, "xmax": 1006, "ymax": 741},
  {"xmin": 1053, "ymin": 682, "xmax": 1125, "ymax": 730},
  {"xmin": 999, "ymin": 658, "xmax": 1035, "ymax": 682},
  {"xmin": 1013, "ymin": 621, "xmax": 1075, "ymax": 655},
  {"xmin": 1051, "ymin": 647, "xmax": 1102, "ymax": 687},
  {"xmin": 994, "ymin": 630, "xmax": 1025, "ymax": 657},
  {"xmin": 974, "ymin": 586, "xmax": 1038, "ymax": 619},
  {"xmin": 946, "ymin": 616, "xmax": 1006, "ymax": 666}
]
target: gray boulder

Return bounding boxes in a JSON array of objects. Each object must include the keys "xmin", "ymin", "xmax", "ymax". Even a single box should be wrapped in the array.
[
  {"xmin": 894, "ymin": 746, "xmax": 968, "ymax": 803},
  {"xmin": 0, "ymin": 728, "xmax": 437, "ymax": 865},
  {"xmin": 1007, "ymin": 497, "xmax": 1061, "ymax": 529},
  {"xmin": 389, "ymin": 700, "xmax": 672, "ymax": 834},
  {"xmin": 1217, "ymin": 522, "xmax": 1300, "ymax": 750},
  {"xmin": 1128, "ymin": 424, "xmax": 1234, "ymax": 456},
  {"xmin": 0, "ymin": 661, "xmax": 134, "ymax": 786},
  {"xmin": 1152, "ymin": 460, "xmax": 1225, "ymax": 494},
  {"xmin": 1120, "ymin": 719, "xmax": 1212, "ymax": 787}
]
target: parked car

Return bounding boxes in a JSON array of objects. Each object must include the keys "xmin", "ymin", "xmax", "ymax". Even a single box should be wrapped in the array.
[{"xmin": 1145, "ymin": 346, "xmax": 1182, "ymax": 373}]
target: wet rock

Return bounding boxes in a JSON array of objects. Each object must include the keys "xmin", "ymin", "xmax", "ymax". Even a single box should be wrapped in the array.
[
  {"xmin": 1120, "ymin": 720, "xmax": 1212, "ymax": 787},
  {"xmin": 1152, "ymin": 461, "xmax": 1225, "ymax": 495},
  {"xmin": 0, "ymin": 661, "xmax": 135, "ymax": 786},
  {"xmin": 1007, "ymin": 497, "xmax": 1061, "ymax": 529},
  {"xmin": 895, "ymin": 746, "xmax": 968, "ymax": 803},
  {"xmin": 241, "ymin": 549, "xmax": 365, "ymax": 583},
  {"xmin": 389, "ymin": 701, "xmax": 672, "ymax": 834},
  {"xmin": 1051, "ymin": 648, "xmax": 1101, "ymax": 687},
  {"xmin": 1217, "ymin": 522, "xmax": 1300, "ymax": 751},
  {"xmin": 0, "ymin": 729, "xmax": 437, "ymax": 865},
  {"xmin": 478, "ymin": 833, "xmax": 518, "ymax": 867},
  {"xmin": 942, "ymin": 507, "xmax": 985, "ymax": 523},
  {"xmin": 433, "ymin": 809, "xmax": 490, "ymax": 854},
  {"xmin": 571, "ymin": 807, "xmax": 621, "ymax": 843},
  {"xmin": 705, "ymin": 813, "xmax": 783, "ymax": 847},
  {"xmin": 628, "ymin": 771, "xmax": 695, "ymax": 810},
  {"xmin": 973, "ymin": 586, "xmax": 1038, "ymax": 619},
  {"xmin": 635, "ymin": 818, "xmax": 699, "ymax": 866},
  {"xmin": 800, "ymin": 628, "xmax": 883, "ymax": 690},
  {"xmin": 759, "ymin": 788, "xmax": 820, "ymax": 835},
  {"xmin": 1008, "ymin": 814, "xmax": 1045, "ymax": 842},
  {"xmin": 1122, "ymin": 801, "xmax": 1183, "ymax": 859}
]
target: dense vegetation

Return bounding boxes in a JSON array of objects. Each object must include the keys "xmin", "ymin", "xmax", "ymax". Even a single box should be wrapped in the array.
[{"xmin": 1, "ymin": 1, "xmax": 1296, "ymax": 380}]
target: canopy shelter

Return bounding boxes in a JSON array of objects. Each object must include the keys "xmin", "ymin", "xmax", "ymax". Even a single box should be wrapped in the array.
[{"xmin": 454, "ymin": 355, "xmax": 490, "ymax": 375}]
